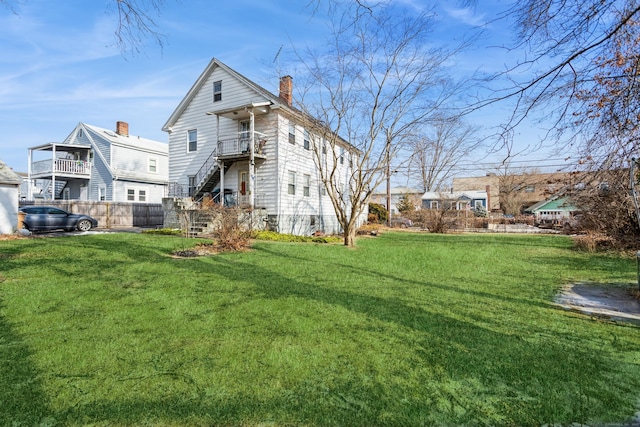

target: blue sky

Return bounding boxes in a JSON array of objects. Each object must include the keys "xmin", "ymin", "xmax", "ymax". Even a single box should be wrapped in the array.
[{"xmin": 0, "ymin": 0, "xmax": 554, "ymax": 177}]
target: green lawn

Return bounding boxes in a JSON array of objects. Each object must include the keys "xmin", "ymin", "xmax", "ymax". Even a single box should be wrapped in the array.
[{"xmin": 0, "ymin": 232, "xmax": 639, "ymax": 426}]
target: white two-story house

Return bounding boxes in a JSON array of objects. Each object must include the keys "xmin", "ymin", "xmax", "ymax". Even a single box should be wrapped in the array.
[
  {"xmin": 27, "ymin": 121, "xmax": 169, "ymax": 203},
  {"xmin": 163, "ymin": 58, "xmax": 363, "ymax": 236}
]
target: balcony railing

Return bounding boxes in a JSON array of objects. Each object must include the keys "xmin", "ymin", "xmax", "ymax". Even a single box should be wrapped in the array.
[
  {"xmin": 218, "ymin": 131, "xmax": 268, "ymax": 157},
  {"xmin": 32, "ymin": 159, "xmax": 91, "ymax": 176}
]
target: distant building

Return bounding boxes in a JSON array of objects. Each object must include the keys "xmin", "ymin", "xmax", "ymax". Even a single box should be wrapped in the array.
[
  {"xmin": 453, "ymin": 172, "xmax": 590, "ymax": 214},
  {"xmin": 525, "ymin": 196, "xmax": 581, "ymax": 229},
  {"xmin": 369, "ymin": 186, "xmax": 422, "ymax": 216},
  {"xmin": 422, "ymin": 190, "xmax": 488, "ymax": 211}
]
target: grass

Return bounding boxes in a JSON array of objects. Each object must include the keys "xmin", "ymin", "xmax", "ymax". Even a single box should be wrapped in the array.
[{"xmin": 0, "ymin": 232, "xmax": 639, "ymax": 426}]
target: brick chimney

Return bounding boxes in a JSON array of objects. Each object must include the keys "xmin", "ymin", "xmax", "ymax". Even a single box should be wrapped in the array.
[
  {"xmin": 279, "ymin": 76, "xmax": 293, "ymax": 106},
  {"xmin": 116, "ymin": 121, "xmax": 129, "ymax": 136}
]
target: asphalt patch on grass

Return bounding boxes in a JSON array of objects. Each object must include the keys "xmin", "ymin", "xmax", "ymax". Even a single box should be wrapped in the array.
[{"xmin": 556, "ymin": 282, "xmax": 640, "ymax": 324}]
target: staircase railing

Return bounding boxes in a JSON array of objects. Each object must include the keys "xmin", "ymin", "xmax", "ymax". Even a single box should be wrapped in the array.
[{"xmin": 193, "ymin": 147, "xmax": 219, "ymax": 196}]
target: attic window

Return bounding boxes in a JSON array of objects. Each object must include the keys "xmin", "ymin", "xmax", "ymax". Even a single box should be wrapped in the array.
[{"xmin": 213, "ymin": 80, "xmax": 222, "ymax": 102}]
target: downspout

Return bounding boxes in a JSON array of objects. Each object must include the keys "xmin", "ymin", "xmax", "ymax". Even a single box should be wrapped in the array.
[
  {"xmin": 276, "ymin": 116, "xmax": 281, "ymax": 233},
  {"xmin": 217, "ymin": 115, "xmax": 224, "ymax": 205},
  {"xmin": 248, "ymin": 108, "xmax": 255, "ymax": 212},
  {"xmin": 51, "ymin": 145, "xmax": 57, "ymax": 200},
  {"xmin": 27, "ymin": 148, "xmax": 33, "ymax": 200}
]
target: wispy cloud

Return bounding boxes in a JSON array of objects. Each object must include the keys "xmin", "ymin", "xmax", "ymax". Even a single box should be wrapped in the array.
[{"xmin": 443, "ymin": 7, "xmax": 488, "ymax": 28}]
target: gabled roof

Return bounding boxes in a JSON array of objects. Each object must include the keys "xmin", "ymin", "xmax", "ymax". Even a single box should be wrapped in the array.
[
  {"xmin": 79, "ymin": 123, "xmax": 167, "ymax": 154},
  {"xmin": 525, "ymin": 196, "xmax": 578, "ymax": 213},
  {"xmin": 0, "ymin": 159, "xmax": 22, "ymax": 185},
  {"xmin": 162, "ymin": 58, "xmax": 289, "ymax": 132},
  {"xmin": 161, "ymin": 58, "xmax": 359, "ymax": 154}
]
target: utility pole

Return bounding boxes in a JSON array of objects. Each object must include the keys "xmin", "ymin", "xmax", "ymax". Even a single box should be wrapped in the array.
[{"xmin": 386, "ymin": 139, "xmax": 391, "ymax": 226}]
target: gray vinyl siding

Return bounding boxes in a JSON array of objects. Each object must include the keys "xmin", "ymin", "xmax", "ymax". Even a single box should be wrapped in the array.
[
  {"xmin": 89, "ymin": 155, "xmax": 113, "ymax": 201},
  {"xmin": 87, "ymin": 128, "xmax": 112, "ymax": 166}
]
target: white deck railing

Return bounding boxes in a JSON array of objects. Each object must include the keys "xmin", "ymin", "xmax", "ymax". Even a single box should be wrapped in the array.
[{"xmin": 32, "ymin": 159, "xmax": 91, "ymax": 176}]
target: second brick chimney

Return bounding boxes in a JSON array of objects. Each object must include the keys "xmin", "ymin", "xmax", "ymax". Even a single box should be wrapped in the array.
[
  {"xmin": 116, "ymin": 121, "xmax": 129, "ymax": 137},
  {"xmin": 279, "ymin": 76, "xmax": 293, "ymax": 106}
]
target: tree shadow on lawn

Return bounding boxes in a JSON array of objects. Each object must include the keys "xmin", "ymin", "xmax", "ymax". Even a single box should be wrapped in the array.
[
  {"xmin": 175, "ymin": 255, "xmax": 638, "ymax": 426},
  {"xmin": 0, "ymin": 302, "xmax": 53, "ymax": 425},
  {"xmin": 6, "ymin": 236, "xmax": 637, "ymax": 426},
  {"xmin": 382, "ymin": 232, "xmax": 574, "ymax": 249},
  {"xmin": 252, "ymin": 245, "xmax": 555, "ymax": 312},
  {"xmin": 0, "ymin": 233, "xmax": 177, "ymax": 283}
]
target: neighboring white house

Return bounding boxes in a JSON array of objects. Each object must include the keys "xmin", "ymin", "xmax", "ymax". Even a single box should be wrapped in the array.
[
  {"xmin": 162, "ymin": 58, "xmax": 364, "ymax": 236},
  {"xmin": 27, "ymin": 121, "xmax": 169, "ymax": 203},
  {"xmin": 0, "ymin": 159, "xmax": 22, "ymax": 234}
]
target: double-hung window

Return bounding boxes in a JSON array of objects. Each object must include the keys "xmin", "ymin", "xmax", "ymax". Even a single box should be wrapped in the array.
[
  {"xmin": 288, "ymin": 123, "xmax": 296, "ymax": 144},
  {"xmin": 188, "ymin": 129, "xmax": 197, "ymax": 152},
  {"xmin": 213, "ymin": 80, "xmax": 222, "ymax": 102},
  {"xmin": 303, "ymin": 174, "xmax": 311, "ymax": 197},
  {"xmin": 288, "ymin": 171, "xmax": 296, "ymax": 195},
  {"xmin": 303, "ymin": 129, "xmax": 310, "ymax": 150}
]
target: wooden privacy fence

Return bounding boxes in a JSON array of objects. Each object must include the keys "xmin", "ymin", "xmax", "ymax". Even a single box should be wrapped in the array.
[{"xmin": 19, "ymin": 201, "xmax": 163, "ymax": 229}]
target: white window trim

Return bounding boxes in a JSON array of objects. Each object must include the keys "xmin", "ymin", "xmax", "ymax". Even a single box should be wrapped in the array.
[
  {"xmin": 303, "ymin": 174, "xmax": 311, "ymax": 197},
  {"xmin": 187, "ymin": 129, "xmax": 197, "ymax": 153},
  {"xmin": 288, "ymin": 171, "xmax": 296, "ymax": 195},
  {"xmin": 213, "ymin": 80, "xmax": 222, "ymax": 102},
  {"xmin": 125, "ymin": 187, "xmax": 147, "ymax": 202},
  {"xmin": 148, "ymin": 157, "xmax": 158, "ymax": 173}
]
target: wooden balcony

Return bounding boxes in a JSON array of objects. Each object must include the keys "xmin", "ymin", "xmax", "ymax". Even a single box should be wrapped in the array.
[{"xmin": 31, "ymin": 158, "xmax": 92, "ymax": 179}]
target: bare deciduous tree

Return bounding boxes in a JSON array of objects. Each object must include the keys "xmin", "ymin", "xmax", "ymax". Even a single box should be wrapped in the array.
[
  {"xmin": 467, "ymin": 1, "xmax": 640, "ymax": 151},
  {"xmin": 483, "ymin": 0, "xmax": 640, "ymax": 243},
  {"xmin": 406, "ymin": 116, "xmax": 482, "ymax": 193},
  {"xmin": 1, "ymin": 0, "xmax": 170, "ymax": 54},
  {"xmin": 295, "ymin": 2, "xmax": 466, "ymax": 246},
  {"xmin": 109, "ymin": 0, "xmax": 168, "ymax": 54}
]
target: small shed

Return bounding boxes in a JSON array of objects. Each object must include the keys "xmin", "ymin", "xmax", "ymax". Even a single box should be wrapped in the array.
[{"xmin": 0, "ymin": 159, "xmax": 22, "ymax": 234}]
